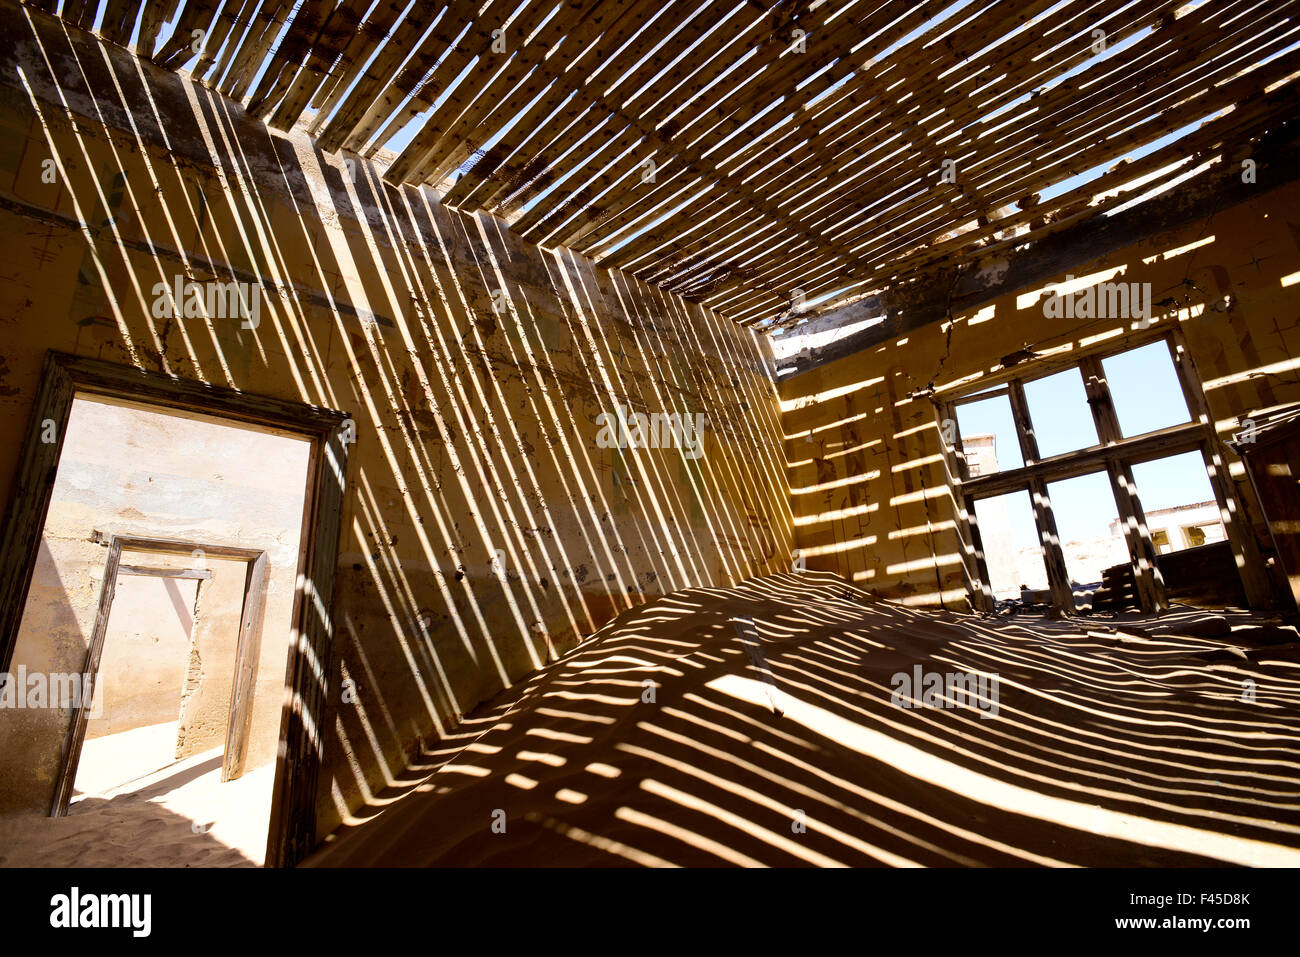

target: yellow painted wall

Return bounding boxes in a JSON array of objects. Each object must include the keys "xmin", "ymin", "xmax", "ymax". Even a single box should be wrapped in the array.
[
  {"xmin": 0, "ymin": 12, "xmax": 792, "ymax": 837},
  {"xmin": 780, "ymin": 179, "xmax": 1300, "ymax": 608}
]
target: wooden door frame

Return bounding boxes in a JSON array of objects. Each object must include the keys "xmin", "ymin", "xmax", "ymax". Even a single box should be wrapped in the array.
[
  {"xmin": 0, "ymin": 351, "xmax": 351, "ymax": 867},
  {"xmin": 50, "ymin": 536, "xmax": 269, "ymax": 817}
]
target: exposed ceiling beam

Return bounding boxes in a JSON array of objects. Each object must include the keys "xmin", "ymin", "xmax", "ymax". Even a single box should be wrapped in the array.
[
  {"xmin": 775, "ymin": 118, "xmax": 1300, "ymax": 381},
  {"xmin": 32, "ymin": 0, "xmax": 1300, "ymax": 332}
]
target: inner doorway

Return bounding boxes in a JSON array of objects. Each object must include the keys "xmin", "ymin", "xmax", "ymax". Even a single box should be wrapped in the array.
[{"xmin": 74, "ymin": 566, "xmax": 205, "ymax": 799}]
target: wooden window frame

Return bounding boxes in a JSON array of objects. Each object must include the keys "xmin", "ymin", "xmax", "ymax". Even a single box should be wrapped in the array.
[
  {"xmin": 938, "ymin": 331, "xmax": 1268, "ymax": 614},
  {"xmin": 0, "ymin": 351, "xmax": 351, "ymax": 867}
]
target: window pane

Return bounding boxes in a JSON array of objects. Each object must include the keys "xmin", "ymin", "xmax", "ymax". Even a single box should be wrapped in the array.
[
  {"xmin": 1101, "ymin": 341, "xmax": 1191, "ymax": 437},
  {"xmin": 955, "ymin": 394, "xmax": 1023, "ymax": 473},
  {"xmin": 971, "ymin": 490, "xmax": 1046, "ymax": 600},
  {"xmin": 1129, "ymin": 451, "xmax": 1223, "ymax": 553},
  {"xmin": 1045, "ymin": 471, "xmax": 1129, "ymax": 595},
  {"xmin": 1023, "ymin": 367, "xmax": 1099, "ymax": 458}
]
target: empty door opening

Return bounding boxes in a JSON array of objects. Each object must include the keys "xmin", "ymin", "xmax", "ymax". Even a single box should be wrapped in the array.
[{"xmin": 0, "ymin": 391, "xmax": 313, "ymax": 865}]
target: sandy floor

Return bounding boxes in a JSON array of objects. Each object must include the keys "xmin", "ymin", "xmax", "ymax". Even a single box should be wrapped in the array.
[
  {"xmin": 307, "ymin": 572, "xmax": 1300, "ymax": 867},
  {"xmin": 0, "ymin": 736, "xmax": 274, "ymax": 867},
  {"xmin": 72, "ymin": 720, "xmax": 184, "ymax": 799}
]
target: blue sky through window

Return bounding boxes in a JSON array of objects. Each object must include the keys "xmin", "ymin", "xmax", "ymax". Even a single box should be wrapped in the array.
[{"xmin": 962, "ymin": 341, "xmax": 1207, "ymax": 556}]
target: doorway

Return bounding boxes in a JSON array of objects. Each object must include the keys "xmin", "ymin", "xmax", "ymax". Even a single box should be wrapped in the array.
[{"xmin": 0, "ymin": 352, "xmax": 350, "ymax": 866}]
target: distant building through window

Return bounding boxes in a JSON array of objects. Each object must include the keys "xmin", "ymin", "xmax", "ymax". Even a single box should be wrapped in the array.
[{"xmin": 1109, "ymin": 503, "xmax": 1224, "ymax": 554}]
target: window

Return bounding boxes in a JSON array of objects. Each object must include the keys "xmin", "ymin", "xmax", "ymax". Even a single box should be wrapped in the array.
[
  {"xmin": 972, "ymin": 490, "xmax": 1048, "ymax": 600},
  {"xmin": 954, "ymin": 393, "xmax": 1022, "ymax": 473},
  {"xmin": 1130, "ymin": 451, "xmax": 1224, "ymax": 555},
  {"xmin": 1180, "ymin": 523, "xmax": 1224, "ymax": 548},
  {"xmin": 1023, "ymin": 367, "xmax": 1099, "ymax": 458},
  {"xmin": 1101, "ymin": 340, "xmax": 1191, "ymax": 437},
  {"xmin": 941, "ymin": 334, "xmax": 1249, "ymax": 614},
  {"xmin": 1046, "ymin": 471, "xmax": 1128, "ymax": 587}
]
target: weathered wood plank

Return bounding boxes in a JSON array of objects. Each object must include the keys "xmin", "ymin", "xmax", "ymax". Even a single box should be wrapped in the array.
[
  {"xmin": 781, "ymin": 124, "xmax": 1300, "ymax": 379},
  {"xmin": 223, "ymin": 550, "xmax": 270, "ymax": 781}
]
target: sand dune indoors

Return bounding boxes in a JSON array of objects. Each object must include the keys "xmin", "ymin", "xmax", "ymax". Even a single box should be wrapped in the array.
[{"xmin": 306, "ymin": 573, "xmax": 1300, "ymax": 867}]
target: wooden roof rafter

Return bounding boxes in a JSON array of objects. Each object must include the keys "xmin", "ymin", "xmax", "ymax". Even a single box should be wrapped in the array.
[{"xmin": 31, "ymin": 0, "xmax": 1300, "ymax": 339}]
